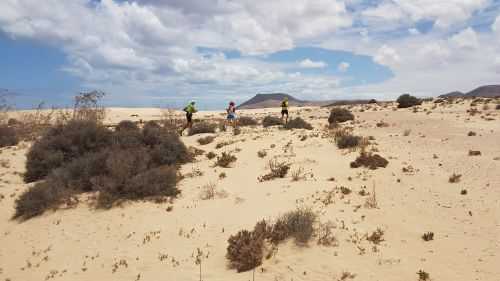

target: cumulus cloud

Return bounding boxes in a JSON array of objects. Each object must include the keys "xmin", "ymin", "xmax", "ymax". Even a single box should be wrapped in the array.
[
  {"xmin": 450, "ymin": 27, "xmax": 479, "ymax": 49},
  {"xmin": 298, "ymin": 59, "xmax": 327, "ymax": 68},
  {"xmin": 374, "ymin": 45, "xmax": 401, "ymax": 66},
  {"xmin": 338, "ymin": 62, "xmax": 350, "ymax": 72}
]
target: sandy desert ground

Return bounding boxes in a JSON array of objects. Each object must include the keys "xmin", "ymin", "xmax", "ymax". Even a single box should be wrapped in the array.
[{"xmin": 1, "ymin": 100, "xmax": 499, "ymax": 281}]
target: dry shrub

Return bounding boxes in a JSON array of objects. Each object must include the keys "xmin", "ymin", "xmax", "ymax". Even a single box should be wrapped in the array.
[
  {"xmin": 316, "ymin": 221, "xmax": 337, "ymax": 246},
  {"xmin": 72, "ymin": 91, "xmax": 106, "ymax": 123},
  {"xmin": 238, "ymin": 116, "xmax": 258, "ymax": 126},
  {"xmin": 350, "ymin": 152, "xmax": 389, "ymax": 169},
  {"xmin": 421, "ymin": 232, "xmax": 434, "ymax": 241},
  {"xmin": 115, "ymin": 120, "xmax": 138, "ymax": 132},
  {"xmin": 448, "ymin": 173, "xmax": 461, "ymax": 183},
  {"xmin": 226, "ymin": 230, "xmax": 264, "ymax": 272},
  {"xmin": 417, "ymin": 270, "xmax": 430, "ymax": 281},
  {"xmin": 197, "ymin": 136, "xmax": 215, "ymax": 145},
  {"xmin": 188, "ymin": 122, "xmax": 216, "ymax": 136},
  {"xmin": 376, "ymin": 121, "xmax": 390, "ymax": 127},
  {"xmin": 328, "ymin": 108, "xmax": 354, "ymax": 124},
  {"xmin": 257, "ymin": 150, "xmax": 267, "ymax": 158},
  {"xmin": 199, "ymin": 182, "xmax": 227, "ymax": 200},
  {"xmin": 366, "ymin": 228, "xmax": 385, "ymax": 244},
  {"xmin": 215, "ymin": 152, "xmax": 237, "ymax": 168},
  {"xmin": 284, "ymin": 117, "xmax": 313, "ymax": 130},
  {"xmin": 468, "ymin": 150, "xmax": 481, "ymax": 156},
  {"xmin": 15, "ymin": 121, "xmax": 190, "ymax": 219},
  {"xmin": 24, "ymin": 120, "xmax": 113, "ymax": 183},
  {"xmin": 496, "ymin": 104, "xmax": 500, "ymax": 110},
  {"xmin": 206, "ymin": 151, "xmax": 217, "ymax": 160},
  {"xmin": 397, "ymin": 94, "xmax": 421, "ymax": 108},
  {"xmin": 258, "ymin": 159, "xmax": 290, "ymax": 181},
  {"xmin": 16, "ymin": 103, "xmax": 60, "ymax": 141},
  {"xmin": 262, "ymin": 116, "xmax": 282, "ymax": 127},
  {"xmin": 268, "ymin": 208, "xmax": 316, "ymax": 245},
  {"xmin": 336, "ymin": 133, "xmax": 361, "ymax": 149},
  {"xmin": 403, "ymin": 129, "xmax": 412, "ymax": 136},
  {"xmin": 467, "ymin": 131, "xmax": 476, "ymax": 136},
  {"xmin": 0, "ymin": 125, "xmax": 19, "ymax": 148}
]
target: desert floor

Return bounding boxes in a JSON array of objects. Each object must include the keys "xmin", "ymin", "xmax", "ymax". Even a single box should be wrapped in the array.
[{"xmin": 1, "ymin": 101, "xmax": 499, "ymax": 281}]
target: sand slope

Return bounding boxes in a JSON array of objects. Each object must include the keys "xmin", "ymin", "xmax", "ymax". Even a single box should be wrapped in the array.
[{"xmin": 1, "ymin": 100, "xmax": 499, "ymax": 281}]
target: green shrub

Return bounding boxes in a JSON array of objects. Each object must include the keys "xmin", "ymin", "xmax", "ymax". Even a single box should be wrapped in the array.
[
  {"xmin": 0, "ymin": 125, "xmax": 19, "ymax": 148},
  {"xmin": 284, "ymin": 117, "xmax": 313, "ymax": 130},
  {"xmin": 262, "ymin": 116, "xmax": 282, "ymax": 127},
  {"xmin": 328, "ymin": 108, "xmax": 354, "ymax": 124},
  {"xmin": 397, "ymin": 94, "xmax": 421, "ymax": 108}
]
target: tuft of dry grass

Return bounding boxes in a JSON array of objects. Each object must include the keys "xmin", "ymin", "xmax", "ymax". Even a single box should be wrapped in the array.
[
  {"xmin": 257, "ymin": 149, "xmax": 267, "ymax": 158},
  {"xmin": 197, "ymin": 136, "xmax": 215, "ymax": 145},
  {"xmin": 206, "ymin": 151, "xmax": 216, "ymax": 160},
  {"xmin": 468, "ymin": 150, "xmax": 481, "ymax": 156},
  {"xmin": 366, "ymin": 228, "xmax": 385, "ymax": 244},
  {"xmin": 258, "ymin": 159, "xmax": 291, "ymax": 182},
  {"xmin": 215, "ymin": 152, "xmax": 237, "ymax": 168},
  {"xmin": 350, "ymin": 152, "xmax": 389, "ymax": 169},
  {"xmin": 421, "ymin": 232, "xmax": 434, "ymax": 241},
  {"xmin": 448, "ymin": 173, "xmax": 462, "ymax": 183}
]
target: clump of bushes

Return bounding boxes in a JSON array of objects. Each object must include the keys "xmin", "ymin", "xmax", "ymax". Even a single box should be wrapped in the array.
[
  {"xmin": 14, "ymin": 120, "xmax": 191, "ymax": 220},
  {"xmin": 258, "ymin": 159, "xmax": 290, "ymax": 181},
  {"xmin": 334, "ymin": 130, "xmax": 362, "ymax": 149},
  {"xmin": 350, "ymin": 152, "xmax": 389, "ymax": 169},
  {"xmin": 238, "ymin": 116, "xmax": 258, "ymax": 126},
  {"xmin": 0, "ymin": 125, "xmax": 19, "ymax": 148},
  {"xmin": 421, "ymin": 232, "xmax": 434, "ymax": 241},
  {"xmin": 215, "ymin": 152, "xmax": 237, "ymax": 168},
  {"xmin": 397, "ymin": 94, "xmax": 421, "ymax": 108},
  {"xmin": 284, "ymin": 117, "xmax": 313, "ymax": 130},
  {"xmin": 328, "ymin": 108, "xmax": 354, "ymax": 124},
  {"xmin": 226, "ymin": 208, "xmax": 317, "ymax": 272},
  {"xmin": 197, "ymin": 136, "xmax": 215, "ymax": 145},
  {"xmin": 188, "ymin": 122, "xmax": 217, "ymax": 136},
  {"xmin": 262, "ymin": 116, "xmax": 282, "ymax": 127}
]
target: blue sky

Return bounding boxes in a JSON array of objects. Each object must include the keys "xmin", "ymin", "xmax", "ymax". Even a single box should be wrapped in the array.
[{"xmin": 0, "ymin": 0, "xmax": 499, "ymax": 110}]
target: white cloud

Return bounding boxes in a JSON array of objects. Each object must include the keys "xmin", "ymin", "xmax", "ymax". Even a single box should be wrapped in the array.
[
  {"xmin": 374, "ymin": 45, "xmax": 401, "ymax": 66},
  {"xmin": 298, "ymin": 59, "xmax": 327, "ymax": 68},
  {"xmin": 450, "ymin": 27, "xmax": 479, "ymax": 49},
  {"xmin": 493, "ymin": 15, "xmax": 500, "ymax": 33},
  {"xmin": 338, "ymin": 62, "xmax": 350, "ymax": 72}
]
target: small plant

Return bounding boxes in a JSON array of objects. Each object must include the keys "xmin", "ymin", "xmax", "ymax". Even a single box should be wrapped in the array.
[
  {"xmin": 270, "ymin": 208, "xmax": 317, "ymax": 245},
  {"xmin": 496, "ymin": 104, "xmax": 500, "ymax": 110},
  {"xmin": 366, "ymin": 228, "xmax": 384, "ymax": 244},
  {"xmin": 233, "ymin": 127, "xmax": 241, "ymax": 136},
  {"xmin": 376, "ymin": 121, "xmax": 389, "ymax": 127},
  {"xmin": 350, "ymin": 152, "xmax": 389, "ymax": 169},
  {"xmin": 417, "ymin": 270, "xmax": 430, "ymax": 281},
  {"xmin": 421, "ymin": 232, "xmax": 434, "ymax": 241},
  {"xmin": 468, "ymin": 150, "xmax": 481, "ymax": 156},
  {"xmin": 467, "ymin": 131, "xmax": 476, "ymax": 136},
  {"xmin": 226, "ymin": 230, "xmax": 264, "ymax": 272},
  {"xmin": 317, "ymin": 221, "xmax": 337, "ymax": 247},
  {"xmin": 291, "ymin": 167, "xmax": 307, "ymax": 181},
  {"xmin": 460, "ymin": 189, "xmax": 467, "ymax": 195},
  {"xmin": 397, "ymin": 94, "xmax": 421, "ymax": 108},
  {"xmin": 0, "ymin": 125, "xmax": 19, "ymax": 148},
  {"xmin": 339, "ymin": 271, "xmax": 356, "ymax": 280},
  {"xmin": 403, "ymin": 129, "xmax": 412, "ymax": 136},
  {"xmin": 448, "ymin": 173, "xmax": 461, "ymax": 183},
  {"xmin": 197, "ymin": 136, "xmax": 215, "ymax": 145},
  {"xmin": 257, "ymin": 150, "xmax": 267, "ymax": 158},
  {"xmin": 258, "ymin": 159, "xmax": 290, "ymax": 181},
  {"xmin": 188, "ymin": 122, "xmax": 217, "ymax": 136},
  {"xmin": 215, "ymin": 152, "xmax": 237, "ymax": 168},
  {"xmin": 340, "ymin": 186, "xmax": 352, "ymax": 195},
  {"xmin": 219, "ymin": 172, "xmax": 226, "ymax": 179},
  {"xmin": 262, "ymin": 116, "xmax": 282, "ymax": 127},
  {"xmin": 336, "ymin": 134, "xmax": 361, "ymax": 149},
  {"xmin": 206, "ymin": 151, "xmax": 216, "ymax": 160},
  {"xmin": 328, "ymin": 108, "xmax": 354, "ymax": 124},
  {"xmin": 284, "ymin": 117, "xmax": 313, "ymax": 130}
]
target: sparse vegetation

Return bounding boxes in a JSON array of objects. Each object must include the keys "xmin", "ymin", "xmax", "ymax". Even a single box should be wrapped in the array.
[
  {"xmin": 238, "ymin": 116, "xmax": 258, "ymax": 126},
  {"xmin": 197, "ymin": 136, "xmax": 215, "ymax": 145},
  {"xmin": 328, "ymin": 108, "xmax": 354, "ymax": 124},
  {"xmin": 397, "ymin": 94, "xmax": 422, "ymax": 108},
  {"xmin": 467, "ymin": 131, "xmax": 476, "ymax": 136},
  {"xmin": 258, "ymin": 159, "xmax": 291, "ymax": 181},
  {"xmin": 188, "ymin": 122, "xmax": 217, "ymax": 136},
  {"xmin": 206, "ymin": 151, "xmax": 217, "ymax": 160},
  {"xmin": 468, "ymin": 150, "xmax": 481, "ymax": 156},
  {"xmin": 226, "ymin": 229, "xmax": 264, "ymax": 272},
  {"xmin": 284, "ymin": 117, "xmax": 313, "ymax": 130},
  {"xmin": 403, "ymin": 129, "xmax": 412, "ymax": 136},
  {"xmin": 421, "ymin": 232, "xmax": 434, "ymax": 241},
  {"xmin": 417, "ymin": 270, "xmax": 430, "ymax": 281},
  {"xmin": 215, "ymin": 152, "xmax": 237, "ymax": 168},
  {"xmin": 366, "ymin": 228, "xmax": 385, "ymax": 244},
  {"xmin": 0, "ymin": 125, "xmax": 19, "ymax": 148},
  {"xmin": 448, "ymin": 173, "xmax": 461, "ymax": 183},
  {"xmin": 350, "ymin": 152, "xmax": 389, "ymax": 169},
  {"xmin": 257, "ymin": 150, "xmax": 267, "ymax": 158},
  {"xmin": 336, "ymin": 133, "xmax": 361, "ymax": 149},
  {"xmin": 262, "ymin": 116, "xmax": 282, "ymax": 127}
]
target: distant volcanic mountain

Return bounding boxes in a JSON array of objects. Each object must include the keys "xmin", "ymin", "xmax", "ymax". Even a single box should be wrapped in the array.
[
  {"xmin": 439, "ymin": 85, "xmax": 500, "ymax": 98},
  {"xmin": 237, "ymin": 93, "xmax": 334, "ymax": 109}
]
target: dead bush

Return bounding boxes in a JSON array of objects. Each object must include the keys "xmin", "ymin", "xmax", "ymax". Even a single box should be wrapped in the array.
[
  {"xmin": 317, "ymin": 221, "xmax": 337, "ymax": 246},
  {"xmin": 72, "ymin": 91, "xmax": 106, "ymax": 123},
  {"xmin": 0, "ymin": 125, "xmax": 19, "ymax": 148},
  {"xmin": 115, "ymin": 120, "xmax": 138, "ymax": 132},
  {"xmin": 257, "ymin": 150, "xmax": 267, "ymax": 158},
  {"xmin": 238, "ymin": 116, "xmax": 258, "ymax": 126},
  {"xmin": 468, "ymin": 150, "xmax": 481, "ymax": 156},
  {"xmin": 366, "ymin": 228, "xmax": 385, "ymax": 244},
  {"xmin": 284, "ymin": 117, "xmax": 313, "ymax": 130},
  {"xmin": 448, "ymin": 173, "xmax": 461, "ymax": 183},
  {"xmin": 336, "ymin": 133, "xmax": 361, "ymax": 149},
  {"xmin": 328, "ymin": 108, "xmax": 354, "ymax": 124},
  {"xmin": 467, "ymin": 131, "xmax": 476, "ymax": 136},
  {"xmin": 350, "ymin": 152, "xmax": 389, "ymax": 169},
  {"xmin": 421, "ymin": 232, "xmax": 434, "ymax": 241},
  {"xmin": 269, "ymin": 208, "xmax": 317, "ymax": 245},
  {"xmin": 226, "ymin": 230, "xmax": 264, "ymax": 272},
  {"xmin": 24, "ymin": 120, "xmax": 113, "ymax": 183},
  {"xmin": 262, "ymin": 116, "xmax": 282, "ymax": 127},
  {"xmin": 197, "ymin": 136, "xmax": 215, "ymax": 145},
  {"xmin": 258, "ymin": 159, "xmax": 290, "ymax": 181},
  {"xmin": 206, "ymin": 151, "xmax": 217, "ymax": 160},
  {"xmin": 215, "ymin": 152, "xmax": 237, "ymax": 168},
  {"xmin": 188, "ymin": 122, "xmax": 216, "ymax": 136},
  {"xmin": 13, "ymin": 181, "xmax": 64, "ymax": 219}
]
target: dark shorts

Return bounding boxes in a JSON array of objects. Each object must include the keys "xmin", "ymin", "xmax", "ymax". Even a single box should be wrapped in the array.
[
  {"xmin": 281, "ymin": 109, "xmax": 289, "ymax": 116},
  {"xmin": 186, "ymin": 112, "xmax": 193, "ymax": 122}
]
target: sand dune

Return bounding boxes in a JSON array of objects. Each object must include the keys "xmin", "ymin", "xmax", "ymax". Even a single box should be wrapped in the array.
[{"xmin": 1, "ymin": 100, "xmax": 499, "ymax": 281}]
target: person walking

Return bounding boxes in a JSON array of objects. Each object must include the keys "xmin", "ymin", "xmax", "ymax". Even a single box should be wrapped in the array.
[
  {"xmin": 179, "ymin": 100, "xmax": 197, "ymax": 135},
  {"xmin": 226, "ymin": 101, "xmax": 238, "ymax": 129},
  {"xmin": 281, "ymin": 97, "xmax": 289, "ymax": 124}
]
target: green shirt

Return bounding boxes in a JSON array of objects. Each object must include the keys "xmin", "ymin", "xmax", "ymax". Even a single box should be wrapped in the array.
[
  {"xmin": 281, "ymin": 100, "xmax": 288, "ymax": 110},
  {"xmin": 184, "ymin": 104, "xmax": 197, "ymax": 114}
]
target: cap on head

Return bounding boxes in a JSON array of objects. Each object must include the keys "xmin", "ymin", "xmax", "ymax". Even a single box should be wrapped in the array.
[
  {"xmin": 190, "ymin": 100, "xmax": 196, "ymax": 105},
  {"xmin": 230, "ymin": 101, "xmax": 235, "ymax": 106},
  {"xmin": 284, "ymin": 97, "xmax": 288, "ymax": 101}
]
